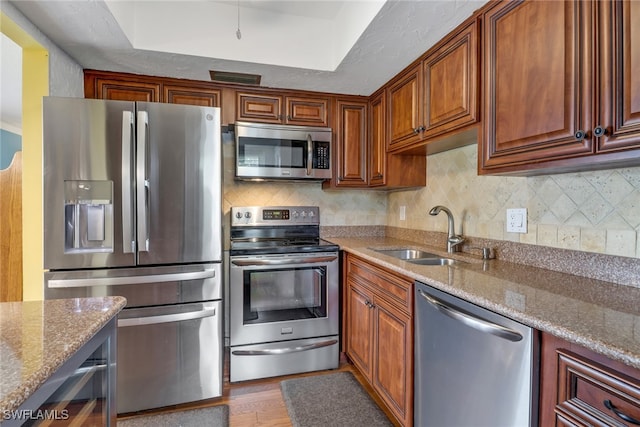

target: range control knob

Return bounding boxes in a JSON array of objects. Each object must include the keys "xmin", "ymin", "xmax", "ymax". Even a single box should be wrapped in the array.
[
  {"xmin": 292, "ymin": 210, "xmax": 299, "ymax": 218},
  {"xmin": 244, "ymin": 212, "xmax": 252, "ymax": 219},
  {"xmin": 235, "ymin": 211, "xmax": 243, "ymax": 219},
  {"xmin": 301, "ymin": 211, "xmax": 307, "ymax": 217},
  {"xmin": 308, "ymin": 211, "xmax": 315, "ymax": 218}
]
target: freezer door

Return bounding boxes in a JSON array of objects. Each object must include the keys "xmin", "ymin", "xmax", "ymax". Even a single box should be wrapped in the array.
[
  {"xmin": 136, "ymin": 103, "xmax": 221, "ymax": 265},
  {"xmin": 116, "ymin": 301, "xmax": 222, "ymax": 413},
  {"xmin": 44, "ymin": 263, "xmax": 222, "ymax": 308},
  {"xmin": 43, "ymin": 97, "xmax": 137, "ymax": 269}
]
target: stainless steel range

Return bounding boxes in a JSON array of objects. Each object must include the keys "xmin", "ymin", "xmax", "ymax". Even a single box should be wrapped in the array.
[{"xmin": 229, "ymin": 206, "xmax": 340, "ymax": 382}]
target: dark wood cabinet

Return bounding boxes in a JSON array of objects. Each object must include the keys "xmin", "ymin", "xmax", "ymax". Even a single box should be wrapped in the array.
[
  {"xmin": 333, "ymin": 100, "xmax": 368, "ymax": 187},
  {"xmin": 598, "ymin": 0, "xmax": 640, "ymax": 153},
  {"xmin": 480, "ymin": 0, "xmax": 640, "ymax": 175},
  {"xmin": 163, "ymin": 84, "xmax": 221, "ymax": 107},
  {"xmin": 236, "ymin": 92, "xmax": 329, "ymax": 126},
  {"xmin": 540, "ymin": 332, "xmax": 640, "ymax": 427},
  {"xmin": 368, "ymin": 91, "xmax": 386, "ymax": 187},
  {"xmin": 84, "ymin": 70, "xmax": 222, "ymax": 108},
  {"xmin": 385, "ymin": 15, "xmax": 480, "ymax": 155},
  {"xmin": 89, "ymin": 77, "xmax": 161, "ymax": 102},
  {"xmin": 387, "ymin": 64, "xmax": 423, "ymax": 152},
  {"xmin": 343, "ymin": 254, "xmax": 413, "ymax": 427},
  {"xmin": 422, "ymin": 18, "xmax": 479, "ymax": 141}
]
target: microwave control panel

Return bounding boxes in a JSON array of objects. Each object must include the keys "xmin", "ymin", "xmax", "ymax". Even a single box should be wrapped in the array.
[{"xmin": 314, "ymin": 142, "xmax": 330, "ymax": 169}]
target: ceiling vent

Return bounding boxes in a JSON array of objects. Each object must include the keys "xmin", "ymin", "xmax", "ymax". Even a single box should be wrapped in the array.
[{"xmin": 209, "ymin": 70, "xmax": 261, "ymax": 86}]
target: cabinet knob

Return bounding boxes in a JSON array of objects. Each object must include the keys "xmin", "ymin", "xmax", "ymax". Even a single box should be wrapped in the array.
[
  {"xmin": 574, "ymin": 130, "xmax": 587, "ymax": 141},
  {"xmin": 414, "ymin": 126, "xmax": 426, "ymax": 134},
  {"xmin": 593, "ymin": 126, "xmax": 608, "ymax": 137}
]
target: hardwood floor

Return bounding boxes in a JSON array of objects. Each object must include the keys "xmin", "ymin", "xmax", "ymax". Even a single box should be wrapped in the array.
[{"xmin": 117, "ymin": 351, "xmax": 399, "ymax": 426}]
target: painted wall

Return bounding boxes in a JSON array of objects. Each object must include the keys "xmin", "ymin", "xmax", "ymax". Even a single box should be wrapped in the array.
[
  {"xmin": 388, "ymin": 144, "xmax": 640, "ymax": 259},
  {"xmin": 1, "ymin": 2, "xmax": 84, "ymax": 300}
]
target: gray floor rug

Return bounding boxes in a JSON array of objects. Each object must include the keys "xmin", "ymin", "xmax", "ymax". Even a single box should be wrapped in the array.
[
  {"xmin": 280, "ymin": 371, "xmax": 393, "ymax": 427},
  {"xmin": 117, "ymin": 404, "xmax": 229, "ymax": 427}
]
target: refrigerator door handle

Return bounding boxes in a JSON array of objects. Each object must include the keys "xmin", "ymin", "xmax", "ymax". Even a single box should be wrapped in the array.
[
  {"xmin": 47, "ymin": 268, "xmax": 215, "ymax": 288},
  {"xmin": 136, "ymin": 110, "xmax": 149, "ymax": 252},
  {"xmin": 118, "ymin": 305, "xmax": 217, "ymax": 327},
  {"xmin": 122, "ymin": 110, "xmax": 135, "ymax": 253}
]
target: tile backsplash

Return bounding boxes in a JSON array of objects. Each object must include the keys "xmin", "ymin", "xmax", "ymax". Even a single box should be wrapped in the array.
[
  {"xmin": 388, "ymin": 144, "xmax": 640, "ymax": 259},
  {"xmin": 222, "ymin": 132, "xmax": 640, "ymax": 259}
]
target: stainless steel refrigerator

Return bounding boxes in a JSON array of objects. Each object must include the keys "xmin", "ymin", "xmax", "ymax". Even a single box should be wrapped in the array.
[{"xmin": 42, "ymin": 97, "xmax": 223, "ymax": 414}]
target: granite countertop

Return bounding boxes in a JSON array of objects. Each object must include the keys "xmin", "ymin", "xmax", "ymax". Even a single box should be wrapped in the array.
[
  {"xmin": 0, "ymin": 297, "xmax": 126, "ymax": 413},
  {"xmin": 328, "ymin": 236, "xmax": 640, "ymax": 370}
]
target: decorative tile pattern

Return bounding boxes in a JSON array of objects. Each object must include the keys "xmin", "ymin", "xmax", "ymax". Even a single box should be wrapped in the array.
[{"xmin": 388, "ymin": 144, "xmax": 640, "ymax": 259}]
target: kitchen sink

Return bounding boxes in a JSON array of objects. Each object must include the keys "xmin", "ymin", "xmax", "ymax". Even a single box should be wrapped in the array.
[
  {"xmin": 372, "ymin": 248, "xmax": 441, "ymax": 260},
  {"xmin": 372, "ymin": 248, "xmax": 462, "ymax": 265}
]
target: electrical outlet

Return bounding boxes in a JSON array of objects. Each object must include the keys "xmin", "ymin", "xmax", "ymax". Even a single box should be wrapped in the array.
[
  {"xmin": 506, "ymin": 208, "xmax": 527, "ymax": 233},
  {"xmin": 400, "ymin": 205, "xmax": 406, "ymax": 221}
]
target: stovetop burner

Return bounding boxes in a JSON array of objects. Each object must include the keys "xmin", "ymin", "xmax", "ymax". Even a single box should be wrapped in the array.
[{"xmin": 229, "ymin": 206, "xmax": 339, "ymax": 256}]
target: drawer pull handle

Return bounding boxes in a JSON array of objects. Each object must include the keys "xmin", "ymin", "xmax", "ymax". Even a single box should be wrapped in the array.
[{"xmin": 604, "ymin": 399, "xmax": 640, "ymax": 425}]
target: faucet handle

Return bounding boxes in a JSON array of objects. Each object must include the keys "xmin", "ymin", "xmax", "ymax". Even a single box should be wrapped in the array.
[{"xmin": 469, "ymin": 246, "xmax": 494, "ymax": 260}]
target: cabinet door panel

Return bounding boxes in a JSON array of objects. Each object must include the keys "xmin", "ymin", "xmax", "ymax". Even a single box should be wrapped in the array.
[
  {"xmin": 374, "ymin": 300, "xmax": 411, "ymax": 423},
  {"xmin": 369, "ymin": 93, "xmax": 386, "ymax": 186},
  {"xmin": 335, "ymin": 101, "xmax": 367, "ymax": 187},
  {"xmin": 236, "ymin": 93, "xmax": 282, "ymax": 123},
  {"xmin": 481, "ymin": 0, "xmax": 592, "ymax": 171},
  {"xmin": 286, "ymin": 97, "xmax": 329, "ymax": 126},
  {"xmin": 95, "ymin": 80, "xmax": 160, "ymax": 102},
  {"xmin": 164, "ymin": 85, "xmax": 221, "ymax": 107},
  {"xmin": 346, "ymin": 281, "xmax": 373, "ymax": 380},
  {"xmin": 423, "ymin": 20, "xmax": 478, "ymax": 138},
  {"xmin": 387, "ymin": 65, "xmax": 422, "ymax": 151},
  {"xmin": 599, "ymin": 0, "xmax": 640, "ymax": 152}
]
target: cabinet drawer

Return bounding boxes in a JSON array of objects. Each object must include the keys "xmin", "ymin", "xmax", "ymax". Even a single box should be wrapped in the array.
[
  {"xmin": 557, "ymin": 350, "xmax": 640, "ymax": 426},
  {"xmin": 346, "ymin": 256, "xmax": 412, "ymax": 313}
]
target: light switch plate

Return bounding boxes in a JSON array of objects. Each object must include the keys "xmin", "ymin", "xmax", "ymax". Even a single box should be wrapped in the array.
[
  {"xmin": 506, "ymin": 208, "xmax": 527, "ymax": 233},
  {"xmin": 399, "ymin": 205, "xmax": 406, "ymax": 221}
]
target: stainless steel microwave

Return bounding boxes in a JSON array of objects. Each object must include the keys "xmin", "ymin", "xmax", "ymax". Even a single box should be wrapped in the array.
[{"xmin": 234, "ymin": 121, "xmax": 332, "ymax": 181}]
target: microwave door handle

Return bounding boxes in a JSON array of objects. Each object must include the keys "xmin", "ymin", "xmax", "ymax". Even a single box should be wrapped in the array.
[
  {"xmin": 136, "ymin": 110, "xmax": 149, "ymax": 252},
  {"xmin": 121, "ymin": 110, "xmax": 135, "ymax": 253},
  {"xmin": 307, "ymin": 134, "xmax": 313, "ymax": 176}
]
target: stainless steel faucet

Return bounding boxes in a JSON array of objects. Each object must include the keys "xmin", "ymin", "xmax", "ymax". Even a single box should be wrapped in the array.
[{"xmin": 429, "ymin": 205, "xmax": 464, "ymax": 253}]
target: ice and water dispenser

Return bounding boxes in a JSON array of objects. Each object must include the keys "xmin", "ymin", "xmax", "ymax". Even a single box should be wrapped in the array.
[{"xmin": 64, "ymin": 180, "xmax": 114, "ymax": 253}]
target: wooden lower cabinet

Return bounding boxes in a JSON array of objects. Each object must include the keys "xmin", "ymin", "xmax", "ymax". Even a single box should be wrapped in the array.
[
  {"xmin": 540, "ymin": 332, "xmax": 640, "ymax": 426},
  {"xmin": 344, "ymin": 253, "xmax": 413, "ymax": 427}
]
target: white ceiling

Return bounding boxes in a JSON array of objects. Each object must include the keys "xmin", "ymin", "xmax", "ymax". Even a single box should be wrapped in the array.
[{"xmin": 4, "ymin": 0, "xmax": 489, "ymax": 129}]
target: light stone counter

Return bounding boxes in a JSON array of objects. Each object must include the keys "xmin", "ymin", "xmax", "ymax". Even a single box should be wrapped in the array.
[
  {"xmin": 0, "ymin": 297, "xmax": 126, "ymax": 414},
  {"xmin": 328, "ymin": 236, "xmax": 640, "ymax": 370}
]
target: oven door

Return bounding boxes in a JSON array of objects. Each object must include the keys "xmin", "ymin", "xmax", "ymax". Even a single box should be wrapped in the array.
[{"xmin": 229, "ymin": 252, "xmax": 339, "ymax": 346}]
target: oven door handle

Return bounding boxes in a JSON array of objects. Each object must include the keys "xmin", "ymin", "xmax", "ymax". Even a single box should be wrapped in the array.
[
  {"xmin": 231, "ymin": 339, "xmax": 337, "ymax": 356},
  {"xmin": 231, "ymin": 255, "xmax": 337, "ymax": 266}
]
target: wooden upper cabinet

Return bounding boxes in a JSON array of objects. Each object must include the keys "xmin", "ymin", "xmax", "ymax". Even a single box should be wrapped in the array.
[
  {"xmin": 598, "ymin": 0, "xmax": 640, "ymax": 153},
  {"xmin": 387, "ymin": 64, "xmax": 423, "ymax": 151},
  {"xmin": 285, "ymin": 97, "xmax": 329, "ymax": 126},
  {"xmin": 163, "ymin": 84, "xmax": 221, "ymax": 107},
  {"xmin": 88, "ymin": 77, "xmax": 161, "ymax": 102},
  {"xmin": 334, "ymin": 100, "xmax": 368, "ymax": 187},
  {"xmin": 480, "ymin": 0, "xmax": 640, "ymax": 175},
  {"xmin": 480, "ymin": 0, "xmax": 592, "ymax": 173},
  {"xmin": 368, "ymin": 91, "xmax": 386, "ymax": 187},
  {"xmin": 236, "ymin": 92, "xmax": 329, "ymax": 126},
  {"xmin": 423, "ymin": 19, "xmax": 479, "ymax": 140},
  {"xmin": 236, "ymin": 92, "xmax": 283, "ymax": 123}
]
